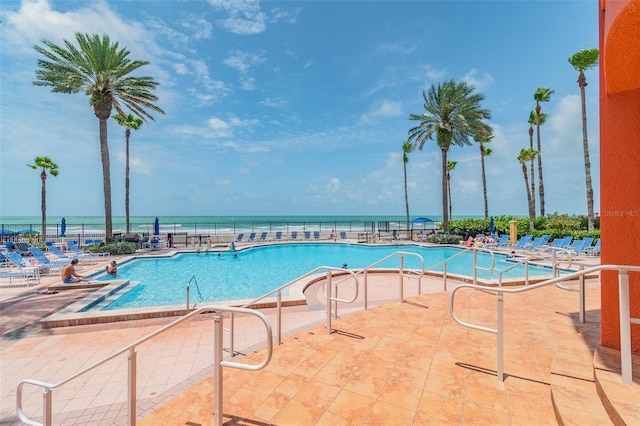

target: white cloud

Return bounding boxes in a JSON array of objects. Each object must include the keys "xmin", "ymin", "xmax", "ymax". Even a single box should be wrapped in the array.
[
  {"xmin": 358, "ymin": 100, "xmax": 403, "ymax": 124},
  {"xmin": 173, "ymin": 63, "xmax": 189, "ymax": 75},
  {"xmin": 208, "ymin": 0, "xmax": 267, "ymax": 35},
  {"xmin": 180, "ymin": 16, "xmax": 213, "ymax": 40},
  {"xmin": 462, "ymin": 68, "xmax": 494, "ymax": 91},
  {"xmin": 327, "ymin": 178, "xmax": 340, "ymax": 192}
]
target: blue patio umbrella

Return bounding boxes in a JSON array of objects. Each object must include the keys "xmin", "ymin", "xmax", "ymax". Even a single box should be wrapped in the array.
[
  {"xmin": 18, "ymin": 229, "xmax": 39, "ymax": 234},
  {"xmin": 60, "ymin": 217, "xmax": 66, "ymax": 237},
  {"xmin": 412, "ymin": 217, "xmax": 434, "ymax": 223},
  {"xmin": 489, "ymin": 216, "xmax": 495, "ymax": 233},
  {"xmin": 153, "ymin": 217, "xmax": 160, "ymax": 236},
  {"xmin": 0, "ymin": 229, "xmax": 16, "ymax": 235}
]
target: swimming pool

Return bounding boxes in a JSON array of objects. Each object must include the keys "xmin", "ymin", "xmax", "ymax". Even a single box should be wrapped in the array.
[{"xmin": 91, "ymin": 244, "xmax": 558, "ymax": 311}]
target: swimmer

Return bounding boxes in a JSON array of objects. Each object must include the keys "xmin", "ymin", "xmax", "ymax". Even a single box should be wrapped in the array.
[{"xmin": 105, "ymin": 260, "xmax": 117, "ymax": 275}]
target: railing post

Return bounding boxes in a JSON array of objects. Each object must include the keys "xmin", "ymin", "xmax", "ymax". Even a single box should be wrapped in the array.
[
  {"xmin": 326, "ymin": 270, "xmax": 333, "ymax": 334},
  {"xmin": 330, "ymin": 270, "xmax": 338, "ymax": 319},
  {"xmin": 497, "ymin": 293, "xmax": 504, "ymax": 381},
  {"xmin": 473, "ymin": 249, "xmax": 478, "ymax": 286},
  {"xmin": 364, "ymin": 270, "xmax": 369, "ymax": 310},
  {"xmin": 276, "ymin": 291, "xmax": 282, "ymax": 345},
  {"xmin": 398, "ymin": 255, "xmax": 404, "ymax": 302},
  {"xmin": 213, "ymin": 312, "xmax": 224, "ymax": 426},
  {"xmin": 43, "ymin": 388, "xmax": 52, "ymax": 426},
  {"xmin": 552, "ymin": 250, "xmax": 558, "ymax": 278},
  {"xmin": 524, "ymin": 261, "xmax": 529, "ymax": 286},
  {"xmin": 443, "ymin": 264, "xmax": 447, "ymax": 291},
  {"xmin": 618, "ymin": 270, "xmax": 632, "ymax": 385},
  {"xmin": 186, "ymin": 284, "xmax": 190, "ymax": 312},
  {"xmin": 579, "ymin": 265, "xmax": 585, "ymax": 323},
  {"xmin": 229, "ymin": 313, "xmax": 235, "ymax": 356},
  {"xmin": 127, "ymin": 348, "xmax": 137, "ymax": 426}
]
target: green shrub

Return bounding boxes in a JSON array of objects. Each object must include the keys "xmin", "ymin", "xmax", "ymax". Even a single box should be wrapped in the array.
[
  {"xmin": 423, "ymin": 233, "xmax": 462, "ymax": 244},
  {"xmin": 86, "ymin": 242, "xmax": 137, "ymax": 255}
]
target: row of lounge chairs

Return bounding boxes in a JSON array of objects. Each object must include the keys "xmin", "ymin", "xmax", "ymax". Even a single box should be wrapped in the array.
[
  {"xmin": 492, "ymin": 234, "xmax": 601, "ymax": 256},
  {"xmin": 0, "ymin": 242, "xmax": 109, "ymax": 287},
  {"xmin": 234, "ymin": 230, "xmax": 348, "ymax": 244}
]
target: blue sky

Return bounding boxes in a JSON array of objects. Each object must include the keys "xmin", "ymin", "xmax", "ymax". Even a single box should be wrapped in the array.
[{"xmin": 0, "ymin": 0, "xmax": 600, "ymax": 218}]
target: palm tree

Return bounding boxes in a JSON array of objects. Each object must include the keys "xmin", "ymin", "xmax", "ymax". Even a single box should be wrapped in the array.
[
  {"xmin": 408, "ymin": 80, "xmax": 491, "ymax": 233},
  {"xmin": 446, "ymin": 160, "xmax": 457, "ymax": 219},
  {"xmin": 114, "ymin": 113, "xmax": 143, "ymax": 234},
  {"xmin": 527, "ymin": 110, "xmax": 548, "ymax": 215},
  {"xmin": 480, "ymin": 145, "xmax": 492, "ymax": 218},
  {"xmin": 475, "ymin": 128, "xmax": 494, "ymax": 218},
  {"xmin": 402, "ymin": 141, "xmax": 414, "ymax": 238},
  {"xmin": 33, "ymin": 33, "xmax": 165, "ymax": 240},
  {"xmin": 533, "ymin": 87, "xmax": 554, "ymax": 217},
  {"xmin": 569, "ymin": 48, "xmax": 599, "ymax": 231},
  {"xmin": 517, "ymin": 148, "xmax": 539, "ymax": 230},
  {"xmin": 27, "ymin": 156, "xmax": 59, "ymax": 242}
]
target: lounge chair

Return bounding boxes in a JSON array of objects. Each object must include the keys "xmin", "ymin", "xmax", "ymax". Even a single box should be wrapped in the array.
[
  {"xmin": 303, "ymin": 231, "xmax": 311, "ymax": 240},
  {"xmin": 339, "ymin": 231, "xmax": 348, "ymax": 240},
  {"xmin": 0, "ymin": 254, "xmax": 40, "ymax": 286},
  {"xmin": 4, "ymin": 252, "xmax": 44, "ymax": 271},
  {"xmin": 4, "ymin": 241, "xmax": 28, "ymax": 256},
  {"xmin": 525, "ymin": 235, "xmax": 550, "ymax": 251},
  {"xmin": 513, "ymin": 234, "xmax": 533, "ymax": 250},
  {"xmin": 46, "ymin": 244, "xmax": 72, "ymax": 261},
  {"xmin": 313, "ymin": 231, "xmax": 320, "ymax": 240},
  {"xmin": 149, "ymin": 235, "xmax": 164, "ymax": 251},
  {"xmin": 273, "ymin": 231, "xmax": 283, "ymax": 241},
  {"xmin": 247, "ymin": 232, "xmax": 257, "ymax": 243},
  {"xmin": 584, "ymin": 239, "xmax": 601, "ymax": 256},
  {"xmin": 28, "ymin": 247, "xmax": 68, "ymax": 272},
  {"xmin": 67, "ymin": 241, "xmax": 109, "ymax": 259},
  {"xmin": 290, "ymin": 231, "xmax": 298, "ymax": 240},
  {"xmin": 257, "ymin": 232, "xmax": 268, "ymax": 242},
  {"xmin": 234, "ymin": 233, "xmax": 245, "ymax": 243},
  {"xmin": 484, "ymin": 234, "xmax": 509, "ymax": 249}
]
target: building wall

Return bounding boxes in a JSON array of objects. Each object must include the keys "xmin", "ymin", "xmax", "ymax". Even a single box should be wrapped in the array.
[{"xmin": 599, "ymin": 0, "xmax": 640, "ymax": 352}]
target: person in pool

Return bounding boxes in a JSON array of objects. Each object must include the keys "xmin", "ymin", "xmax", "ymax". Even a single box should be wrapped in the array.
[
  {"xmin": 105, "ymin": 260, "xmax": 117, "ymax": 276},
  {"xmin": 61, "ymin": 258, "xmax": 88, "ymax": 283}
]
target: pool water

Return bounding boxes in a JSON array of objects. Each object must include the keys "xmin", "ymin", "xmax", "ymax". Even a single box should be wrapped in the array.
[{"xmin": 96, "ymin": 244, "xmax": 556, "ymax": 310}]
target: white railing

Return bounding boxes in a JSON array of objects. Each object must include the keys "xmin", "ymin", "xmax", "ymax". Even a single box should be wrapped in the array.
[
  {"xmin": 449, "ymin": 264, "xmax": 640, "ymax": 384},
  {"xmin": 16, "ymin": 306, "xmax": 273, "ymax": 426}
]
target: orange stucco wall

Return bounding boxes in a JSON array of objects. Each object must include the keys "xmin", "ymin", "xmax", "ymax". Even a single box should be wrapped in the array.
[{"xmin": 599, "ymin": 0, "xmax": 640, "ymax": 352}]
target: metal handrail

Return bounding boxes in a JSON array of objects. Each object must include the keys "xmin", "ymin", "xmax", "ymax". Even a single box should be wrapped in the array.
[
  {"xmin": 449, "ymin": 264, "xmax": 640, "ymax": 384},
  {"xmin": 186, "ymin": 275, "xmax": 203, "ymax": 311},
  {"xmin": 420, "ymin": 246, "xmax": 496, "ymax": 290},
  {"xmin": 16, "ymin": 305, "xmax": 273, "ymax": 426}
]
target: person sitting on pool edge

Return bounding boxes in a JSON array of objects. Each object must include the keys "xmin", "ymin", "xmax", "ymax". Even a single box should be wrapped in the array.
[
  {"xmin": 105, "ymin": 260, "xmax": 117, "ymax": 276},
  {"xmin": 61, "ymin": 258, "xmax": 88, "ymax": 283}
]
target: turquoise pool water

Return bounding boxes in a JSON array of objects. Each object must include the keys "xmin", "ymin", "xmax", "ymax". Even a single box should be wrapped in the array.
[{"xmin": 95, "ymin": 244, "xmax": 556, "ymax": 310}]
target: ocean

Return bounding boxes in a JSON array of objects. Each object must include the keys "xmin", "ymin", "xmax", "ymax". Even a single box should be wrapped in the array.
[{"xmin": 0, "ymin": 215, "xmax": 473, "ymax": 238}]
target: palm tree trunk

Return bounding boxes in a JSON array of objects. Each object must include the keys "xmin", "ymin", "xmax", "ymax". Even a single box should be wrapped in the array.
[
  {"xmin": 125, "ymin": 128, "xmax": 131, "ymax": 234},
  {"xmin": 529, "ymin": 127, "xmax": 536, "ymax": 215},
  {"xmin": 99, "ymin": 118, "xmax": 113, "ymax": 240},
  {"xmin": 404, "ymin": 162, "xmax": 410, "ymax": 239},
  {"xmin": 448, "ymin": 173, "xmax": 452, "ymax": 219},
  {"xmin": 579, "ymin": 78, "xmax": 595, "ymax": 231},
  {"xmin": 480, "ymin": 148, "xmax": 488, "ymax": 218},
  {"xmin": 441, "ymin": 148, "xmax": 449, "ymax": 233},
  {"xmin": 535, "ymin": 105, "xmax": 545, "ymax": 217},
  {"xmin": 522, "ymin": 165, "xmax": 534, "ymax": 230},
  {"xmin": 40, "ymin": 171, "xmax": 47, "ymax": 242}
]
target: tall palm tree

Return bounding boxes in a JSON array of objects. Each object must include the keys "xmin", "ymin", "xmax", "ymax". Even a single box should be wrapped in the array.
[
  {"xmin": 408, "ymin": 80, "xmax": 491, "ymax": 233},
  {"xmin": 33, "ymin": 33, "xmax": 165, "ymax": 240},
  {"xmin": 402, "ymin": 141, "xmax": 414, "ymax": 238},
  {"xmin": 527, "ymin": 110, "xmax": 548, "ymax": 215},
  {"xmin": 114, "ymin": 113, "xmax": 143, "ymax": 234},
  {"xmin": 533, "ymin": 87, "xmax": 554, "ymax": 217},
  {"xmin": 27, "ymin": 156, "xmax": 59, "ymax": 242},
  {"xmin": 480, "ymin": 145, "xmax": 492, "ymax": 218},
  {"xmin": 517, "ymin": 148, "xmax": 539, "ymax": 230},
  {"xmin": 475, "ymin": 128, "xmax": 494, "ymax": 218},
  {"xmin": 446, "ymin": 160, "xmax": 457, "ymax": 219},
  {"xmin": 569, "ymin": 48, "xmax": 599, "ymax": 231}
]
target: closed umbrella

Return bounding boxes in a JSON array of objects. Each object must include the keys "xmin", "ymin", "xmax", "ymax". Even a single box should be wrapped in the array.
[
  {"xmin": 154, "ymin": 217, "xmax": 160, "ymax": 236},
  {"xmin": 489, "ymin": 216, "xmax": 495, "ymax": 234},
  {"xmin": 60, "ymin": 217, "xmax": 66, "ymax": 237}
]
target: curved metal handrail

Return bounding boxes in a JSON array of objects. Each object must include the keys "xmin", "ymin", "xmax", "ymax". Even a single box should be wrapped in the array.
[
  {"xmin": 16, "ymin": 305, "xmax": 272, "ymax": 426},
  {"xmin": 449, "ymin": 264, "xmax": 640, "ymax": 383}
]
